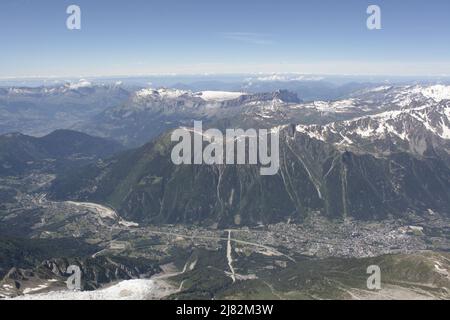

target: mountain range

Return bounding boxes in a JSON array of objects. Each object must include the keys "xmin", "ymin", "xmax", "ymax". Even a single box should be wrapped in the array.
[
  {"xmin": 0, "ymin": 129, "xmax": 124, "ymax": 176},
  {"xmin": 0, "ymin": 80, "xmax": 131, "ymax": 137},
  {"xmin": 48, "ymin": 85, "xmax": 450, "ymax": 227},
  {"xmin": 1, "ymin": 81, "xmax": 449, "ymax": 300}
]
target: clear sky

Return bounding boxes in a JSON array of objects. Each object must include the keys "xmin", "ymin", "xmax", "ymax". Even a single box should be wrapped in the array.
[{"xmin": 1, "ymin": 0, "xmax": 450, "ymax": 78}]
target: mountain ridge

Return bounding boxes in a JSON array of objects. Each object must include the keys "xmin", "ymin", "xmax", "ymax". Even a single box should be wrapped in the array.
[{"xmin": 0, "ymin": 129, "xmax": 124, "ymax": 176}]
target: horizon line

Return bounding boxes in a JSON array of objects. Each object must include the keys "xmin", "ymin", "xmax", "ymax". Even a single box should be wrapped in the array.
[{"xmin": 2, "ymin": 72, "xmax": 450, "ymax": 81}]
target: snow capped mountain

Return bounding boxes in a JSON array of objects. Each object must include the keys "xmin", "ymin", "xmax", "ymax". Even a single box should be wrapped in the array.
[
  {"xmin": 7, "ymin": 81, "xmax": 447, "ymax": 151},
  {"xmin": 88, "ymin": 84, "xmax": 450, "ymax": 148},
  {"xmin": 296, "ymin": 100, "xmax": 450, "ymax": 155},
  {"xmin": 64, "ymin": 79, "xmax": 93, "ymax": 90},
  {"xmin": 126, "ymin": 88, "xmax": 206, "ymax": 115},
  {"xmin": 194, "ymin": 90, "xmax": 245, "ymax": 101},
  {"xmin": 82, "ymin": 89, "xmax": 306, "ymax": 146},
  {"xmin": 301, "ymin": 99, "xmax": 374, "ymax": 114},
  {"xmin": 290, "ymin": 85, "xmax": 450, "ymax": 151},
  {"xmin": 0, "ymin": 80, "xmax": 127, "ymax": 98},
  {"xmin": 353, "ymin": 84, "xmax": 450, "ymax": 108},
  {"xmin": 12, "ymin": 279, "xmax": 176, "ymax": 300},
  {"xmin": 133, "ymin": 88, "xmax": 245, "ymax": 103},
  {"xmin": 0, "ymin": 82, "xmax": 131, "ymax": 137},
  {"xmin": 134, "ymin": 88, "xmax": 190, "ymax": 100},
  {"xmin": 128, "ymin": 88, "xmax": 301, "ymax": 119},
  {"xmin": 411, "ymin": 85, "xmax": 450, "ymax": 102},
  {"xmin": 256, "ymin": 85, "xmax": 448, "ymax": 121}
]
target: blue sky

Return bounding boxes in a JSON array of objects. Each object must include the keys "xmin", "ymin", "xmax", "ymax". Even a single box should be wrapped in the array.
[{"xmin": 1, "ymin": 0, "xmax": 450, "ymax": 77}]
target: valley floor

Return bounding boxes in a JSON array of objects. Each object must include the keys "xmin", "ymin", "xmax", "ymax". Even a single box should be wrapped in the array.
[{"xmin": 1, "ymin": 174, "xmax": 449, "ymax": 300}]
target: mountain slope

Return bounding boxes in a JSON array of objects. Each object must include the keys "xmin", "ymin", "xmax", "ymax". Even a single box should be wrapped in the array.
[
  {"xmin": 78, "ymin": 85, "xmax": 450, "ymax": 147},
  {"xmin": 78, "ymin": 89, "xmax": 305, "ymax": 147},
  {"xmin": 297, "ymin": 100, "xmax": 450, "ymax": 157},
  {"xmin": 49, "ymin": 126, "xmax": 450, "ymax": 227},
  {"xmin": 47, "ymin": 85, "xmax": 450, "ymax": 227},
  {"xmin": 0, "ymin": 81, "xmax": 130, "ymax": 137},
  {"xmin": 0, "ymin": 130, "xmax": 124, "ymax": 176}
]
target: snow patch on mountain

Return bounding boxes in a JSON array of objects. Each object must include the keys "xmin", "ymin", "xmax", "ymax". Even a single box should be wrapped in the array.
[
  {"xmin": 12, "ymin": 279, "xmax": 176, "ymax": 300},
  {"xmin": 65, "ymin": 79, "xmax": 92, "ymax": 90},
  {"xmin": 295, "ymin": 125, "xmax": 327, "ymax": 142},
  {"xmin": 134, "ymin": 88, "xmax": 245, "ymax": 102},
  {"xmin": 353, "ymin": 85, "xmax": 450, "ymax": 108},
  {"xmin": 369, "ymin": 86, "xmax": 393, "ymax": 92},
  {"xmin": 194, "ymin": 91, "xmax": 245, "ymax": 101},
  {"xmin": 390, "ymin": 85, "xmax": 450, "ymax": 106},
  {"xmin": 413, "ymin": 85, "xmax": 450, "ymax": 102},
  {"xmin": 296, "ymin": 102, "xmax": 450, "ymax": 146},
  {"xmin": 135, "ymin": 88, "xmax": 189, "ymax": 99},
  {"xmin": 304, "ymin": 99, "xmax": 361, "ymax": 113}
]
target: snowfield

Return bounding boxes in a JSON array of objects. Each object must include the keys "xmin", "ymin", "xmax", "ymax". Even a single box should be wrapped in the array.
[
  {"xmin": 65, "ymin": 201, "xmax": 118, "ymax": 219},
  {"xmin": 195, "ymin": 91, "xmax": 245, "ymax": 101},
  {"xmin": 64, "ymin": 201, "xmax": 139, "ymax": 227},
  {"xmin": 12, "ymin": 279, "xmax": 177, "ymax": 300},
  {"xmin": 296, "ymin": 101, "xmax": 450, "ymax": 144},
  {"xmin": 305, "ymin": 99, "xmax": 360, "ymax": 113},
  {"xmin": 134, "ymin": 87, "xmax": 246, "ymax": 102},
  {"xmin": 66, "ymin": 79, "xmax": 92, "ymax": 90},
  {"xmin": 413, "ymin": 85, "xmax": 450, "ymax": 103},
  {"xmin": 135, "ymin": 88, "xmax": 188, "ymax": 99}
]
